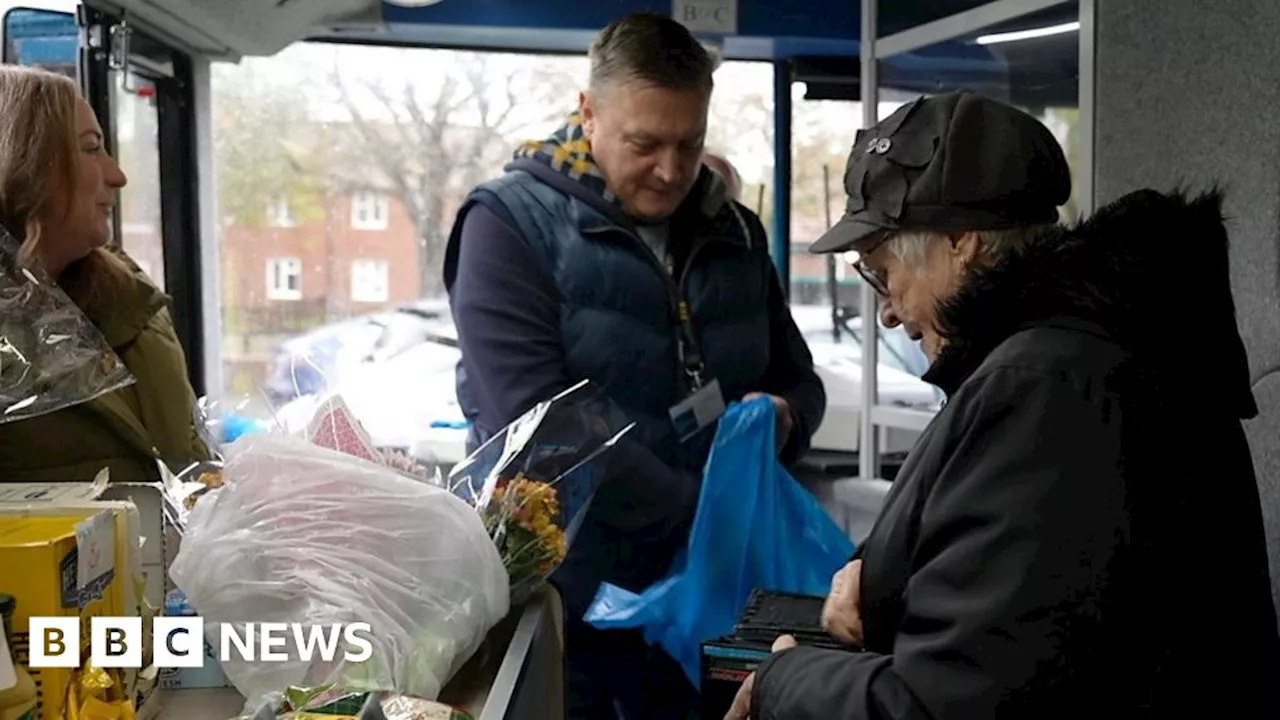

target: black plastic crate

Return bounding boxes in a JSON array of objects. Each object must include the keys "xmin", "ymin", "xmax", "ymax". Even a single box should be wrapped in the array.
[
  {"xmin": 700, "ymin": 590, "xmax": 857, "ymax": 718},
  {"xmin": 734, "ymin": 590, "xmax": 848, "ymax": 650}
]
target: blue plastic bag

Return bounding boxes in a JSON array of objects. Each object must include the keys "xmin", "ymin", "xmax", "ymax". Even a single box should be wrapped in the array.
[{"xmin": 583, "ymin": 396, "xmax": 856, "ymax": 687}]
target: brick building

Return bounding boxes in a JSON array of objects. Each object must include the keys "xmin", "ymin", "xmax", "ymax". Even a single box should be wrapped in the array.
[
  {"xmin": 218, "ymin": 186, "xmax": 437, "ymax": 396},
  {"xmin": 221, "ymin": 190, "xmax": 422, "ymax": 323},
  {"xmin": 215, "ymin": 119, "xmax": 508, "ymax": 397}
]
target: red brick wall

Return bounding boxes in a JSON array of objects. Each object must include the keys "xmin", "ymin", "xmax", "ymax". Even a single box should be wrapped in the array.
[
  {"xmin": 319, "ymin": 192, "xmax": 424, "ymax": 317},
  {"xmin": 219, "ymin": 191, "xmax": 422, "ymax": 324},
  {"xmin": 218, "ymin": 190, "xmax": 428, "ymax": 399}
]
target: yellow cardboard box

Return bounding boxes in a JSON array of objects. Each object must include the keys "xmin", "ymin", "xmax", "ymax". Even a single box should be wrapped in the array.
[
  {"xmin": 0, "ymin": 475, "xmax": 165, "ymax": 607},
  {"xmin": 0, "ymin": 506, "xmax": 156, "ymax": 720}
]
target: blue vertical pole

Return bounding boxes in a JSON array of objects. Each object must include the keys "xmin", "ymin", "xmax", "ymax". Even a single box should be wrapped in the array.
[{"xmin": 772, "ymin": 59, "xmax": 792, "ymax": 295}]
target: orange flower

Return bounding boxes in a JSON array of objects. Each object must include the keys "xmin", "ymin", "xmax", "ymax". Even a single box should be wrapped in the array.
[{"xmin": 485, "ymin": 474, "xmax": 570, "ymax": 598}]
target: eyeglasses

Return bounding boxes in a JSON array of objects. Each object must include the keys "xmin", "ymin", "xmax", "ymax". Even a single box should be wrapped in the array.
[{"xmin": 843, "ymin": 235, "xmax": 891, "ymax": 296}]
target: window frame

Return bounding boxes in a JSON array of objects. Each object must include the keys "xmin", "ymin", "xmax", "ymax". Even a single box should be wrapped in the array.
[
  {"xmin": 351, "ymin": 191, "xmax": 389, "ymax": 231},
  {"xmin": 350, "ymin": 257, "xmax": 390, "ymax": 303},
  {"xmin": 265, "ymin": 256, "xmax": 303, "ymax": 301},
  {"xmin": 266, "ymin": 196, "xmax": 297, "ymax": 228}
]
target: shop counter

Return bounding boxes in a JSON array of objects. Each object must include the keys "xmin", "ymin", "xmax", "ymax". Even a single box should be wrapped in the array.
[{"xmin": 154, "ymin": 587, "xmax": 564, "ymax": 720}]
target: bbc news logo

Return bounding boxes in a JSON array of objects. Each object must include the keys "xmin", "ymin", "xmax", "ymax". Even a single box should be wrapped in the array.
[{"xmin": 26, "ymin": 617, "xmax": 374, "ymax": 668}]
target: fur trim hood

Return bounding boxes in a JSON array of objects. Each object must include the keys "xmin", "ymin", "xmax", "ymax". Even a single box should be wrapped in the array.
[{"xmin": 924, "ymin": 188, "xmax": 1257, "ymax": 419}]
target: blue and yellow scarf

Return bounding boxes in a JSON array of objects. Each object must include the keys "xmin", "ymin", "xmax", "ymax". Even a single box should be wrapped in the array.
[{"xmin": 513, "ymin": 110, "xmax": 618, "ymax": 204}]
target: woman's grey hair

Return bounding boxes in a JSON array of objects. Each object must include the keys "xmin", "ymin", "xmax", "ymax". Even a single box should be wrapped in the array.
[
  {"xmin": 588, "ymin": 13, "xmax": 718, "ymax": 98},
  {"xmin": 886, "ymin": 225, "xmax": 1051, "ymax": 269}
]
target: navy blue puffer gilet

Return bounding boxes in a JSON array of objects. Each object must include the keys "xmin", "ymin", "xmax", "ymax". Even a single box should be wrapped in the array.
[{"xmin": 458, "ymin": 160, "xmax": 776, "ymax": 473}]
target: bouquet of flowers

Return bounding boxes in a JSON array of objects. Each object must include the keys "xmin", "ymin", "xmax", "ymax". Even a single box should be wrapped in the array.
[{"xmin": 447, "ymin": 380, "xmax": 636, "ymax": 605}]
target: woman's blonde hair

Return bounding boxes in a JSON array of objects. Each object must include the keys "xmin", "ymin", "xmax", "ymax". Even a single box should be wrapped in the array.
[{"xmin": 0, "ymin": 66, "xmax": 130, "ymax": 311}]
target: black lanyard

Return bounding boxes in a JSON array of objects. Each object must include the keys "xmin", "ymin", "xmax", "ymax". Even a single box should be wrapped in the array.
[
  {"xmin": 659, "ymin": 235, "xmax": 708, "ymax": 393},
  {"xmin": 675, "ymin": 298, "xmax": 706, "ymax": 391}
]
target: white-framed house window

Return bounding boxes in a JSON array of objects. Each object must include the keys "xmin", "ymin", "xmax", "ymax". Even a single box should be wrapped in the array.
[
  {"xmin": 351, "ymin": 258, "xmax": 390, "ymax": 303},
  {"xmin": 351, "ymin": 191, "xmax": 389, "ymax": 231},
  {"xmin": 266, "ymin": 196, "xmax": 297, "ymax": 228},
  {"xmin": 266, "ymin": 257, "xmax": 302, "ymax": 301}
]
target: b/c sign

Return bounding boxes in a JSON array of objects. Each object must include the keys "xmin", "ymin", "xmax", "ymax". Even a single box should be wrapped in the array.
[
  {"xmin": 672, "ymin": 0, "xmax": 738, "ymax": 35},
  {"xmin": 27, "ymin": 617, "xmax": 374, "ymax": 669}
]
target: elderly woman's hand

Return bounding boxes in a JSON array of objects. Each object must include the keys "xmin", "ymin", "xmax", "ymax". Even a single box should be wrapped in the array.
[
  {"xmin": 823, "ymin": 559, "xmax": 865, "ymax": 646},
  {"xmin": 724, "ymin": 635, "xmax": 797, "ymax": 720}
]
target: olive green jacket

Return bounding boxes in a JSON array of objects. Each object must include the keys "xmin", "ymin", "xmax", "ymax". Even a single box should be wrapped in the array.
[{"xmin": 0, "ymin": 258, "xmax": 212, "ymax": 483}]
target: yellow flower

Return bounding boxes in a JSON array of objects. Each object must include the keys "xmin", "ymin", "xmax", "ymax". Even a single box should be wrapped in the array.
[{"xmin": 487, "ymin": 474, "xmax": 574, "ymax": 595}]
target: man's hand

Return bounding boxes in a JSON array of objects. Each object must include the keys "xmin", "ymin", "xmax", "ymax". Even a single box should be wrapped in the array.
[
  {"xmin": 823, "ymin": 559, "xmax": 864, "ymax": 646},
  {"xmin": 744, "ymin": 392, "xmax": 794, "ymax": 450},
  {"xmin": 724, "ymin": 635, "xmax": 797, "ymax": 720}
]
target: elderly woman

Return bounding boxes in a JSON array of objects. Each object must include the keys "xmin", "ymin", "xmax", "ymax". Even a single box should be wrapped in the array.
[
  {"xmin": 728, "ymin": 91, "xmax": 1280, "ymax": 718},
  {"xmin": 0, "ymin": 66, "xmax": 210, "ymax": 481}
]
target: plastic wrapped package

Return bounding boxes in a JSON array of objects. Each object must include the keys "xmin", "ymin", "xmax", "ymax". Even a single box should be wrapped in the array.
[
  {"xmin": 446, "ymin": 380, "xmax": 636, "ymax": 606},
  {"xmin": 168, "ymin": 433, "xmax": 509, "ymax": 710},
  {"xmin": 165, "ymin": 393, "xmax": 442, "ymax": 539},
  {"xmin": 192, "ymin": 394, "xmax": 223, "ymax": 455},
  {"xmin": 0, "ymin": 224, "xmax": 134, "ymax": 424},
  {"xmin": 238, "ymin": 685, "xmax": 474, "ymax": 720},
  {"xmin": 302, "ymin": 394, "xmax": 442, "ymax": 485}
]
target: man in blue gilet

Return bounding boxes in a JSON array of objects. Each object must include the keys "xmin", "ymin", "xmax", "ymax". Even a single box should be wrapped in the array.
[{"xmin": 443, "ymin": 13, "xmax": 826, "ymax": 719}]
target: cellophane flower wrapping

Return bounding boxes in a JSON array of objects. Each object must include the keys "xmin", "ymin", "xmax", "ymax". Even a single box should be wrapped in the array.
[
  {"xmin": 446, "ymin": 380, "xmax": 636, "ymax": 606},
  {"xmin": 0, "ymin": 223, "xmax": 134, "ymax": 423}
]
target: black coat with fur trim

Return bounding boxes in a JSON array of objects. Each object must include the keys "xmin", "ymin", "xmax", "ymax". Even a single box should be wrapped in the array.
[{"xmin": 751, "ymin": 189, "xmax": 1280, "ymax": 719}]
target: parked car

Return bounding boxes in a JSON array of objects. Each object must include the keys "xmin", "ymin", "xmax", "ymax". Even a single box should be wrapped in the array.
[
  {"xmin": 256, "ymin": 298, "xmax": 468, "ymax": 467},
  {"xmin": 789, "ymin": 304, "xmax": 940, "ymax": 454},
  {"xmin": 263, "ymin": 301, "xmax": 940, "ymax": 468},
  {"xmin": 262, "ymin": 298, "xmax": 452, "ymax": 405},
  {"xmin": 789, "ymin": 304, "xmax": 932, "ymax": 378},
  {"xmin": 274, "ymin": 325, "xmax": 469, "ymax": 467}
]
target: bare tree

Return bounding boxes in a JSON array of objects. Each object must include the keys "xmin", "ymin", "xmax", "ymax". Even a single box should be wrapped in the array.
[
  {"xmin": 211, "ymin": 60, "xmax": 333, "ymax": 336},
  {"xmin": 327, "ymin": 49, "xmax": 581, "ymax": 297},
  {"xmin": 708, "ymin": 85, "xmax": 773, "ymax": 153},
  {"xmin": 704, "ymin": 71, "xmax": 858, "ymax": 228},
  {"xmin": 211, "ymin": 63, "xmax": 328, "ymax": 230}
]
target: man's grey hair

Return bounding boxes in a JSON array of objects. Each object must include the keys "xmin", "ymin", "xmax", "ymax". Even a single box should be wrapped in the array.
[
  {"xmin": 588, "ymin": 13, "xmax": 718, "ymax": 97},
  {"xmin": 885, "ymin": 225, "xmax": 1052, "ymax": 269}
]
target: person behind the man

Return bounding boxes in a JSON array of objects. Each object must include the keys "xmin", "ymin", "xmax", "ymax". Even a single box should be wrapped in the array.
[
  {"xmin": 726, "ymin": 90, "xmax": 1280, "ymax": 719},
  {"xmin": 702, "ymin": 152, "xmax": 742, "ymax": 202},
  {"xmin": 443, "ymin": 13, "xmax": 825, "ymax": 719}
]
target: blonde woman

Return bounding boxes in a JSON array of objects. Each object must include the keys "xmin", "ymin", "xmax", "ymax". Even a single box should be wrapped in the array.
[{"xmin": 0, "ymin": 66, "xmax": 210, "ymax": 482}]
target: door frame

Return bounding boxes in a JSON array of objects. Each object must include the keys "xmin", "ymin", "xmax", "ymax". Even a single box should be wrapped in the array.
[{"xmin": 79, "ymin": 4, "xmax": 208, "ymax": 394}]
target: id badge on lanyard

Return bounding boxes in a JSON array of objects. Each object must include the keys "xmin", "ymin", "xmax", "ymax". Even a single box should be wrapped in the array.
[{"xmin": 668, "ymin": 299, "xmax": 725, "ymax": 442}]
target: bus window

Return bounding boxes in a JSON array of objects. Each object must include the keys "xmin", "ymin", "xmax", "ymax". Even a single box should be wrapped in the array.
[{"xmin": 114, "ymin": 69, "xmax": 166, "ymax": 290}]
